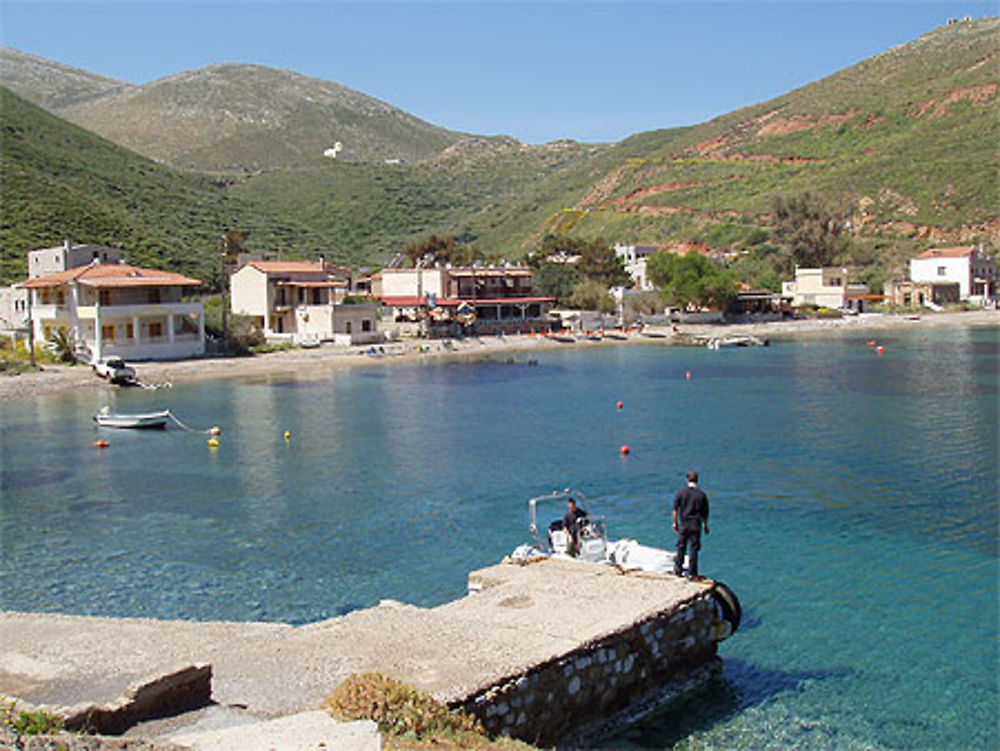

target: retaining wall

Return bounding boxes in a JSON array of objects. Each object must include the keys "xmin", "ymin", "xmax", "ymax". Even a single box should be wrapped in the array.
[{"xmin": 457, "ymin": 589, "xmax": 719, "ymax": 746}]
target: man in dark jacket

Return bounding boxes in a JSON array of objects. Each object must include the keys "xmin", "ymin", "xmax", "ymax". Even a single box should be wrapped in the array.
[{"xmin": 672, "ymin": 470, "xmax": 710, "ymax": 578}]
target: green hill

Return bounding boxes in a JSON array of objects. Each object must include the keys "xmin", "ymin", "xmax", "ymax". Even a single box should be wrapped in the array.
[
  {"xmin": 0, "ymin": 88, "xmax": 331, "ymax": 285},
  {"xmin": 2, "ymin": 18, "xmax": 997, "ymax": 288}
]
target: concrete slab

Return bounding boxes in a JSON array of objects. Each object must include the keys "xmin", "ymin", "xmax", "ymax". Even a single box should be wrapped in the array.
[
  {"xmin": 167, "ymin": 712, "xmax": 380, "ymax": 751},
  {"xmin": 1, "ymin": 559, "xmax": 713, "ymax": 738}
]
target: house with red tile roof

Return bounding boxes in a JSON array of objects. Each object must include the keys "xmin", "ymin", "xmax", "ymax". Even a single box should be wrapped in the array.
[
  {"xmin": 17, "ymin": 260, "xmax": 205, "ymax": 362},
  {"xmin": 230, "ymin": 260, "xmax": 379, "ymax": 345},
  {"xmin": 909, "ymin": 246, "xmax": 995, "ymax": 303}
]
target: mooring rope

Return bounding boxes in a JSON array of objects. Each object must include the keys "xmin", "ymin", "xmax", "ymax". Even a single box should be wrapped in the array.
[{"xmin": 166, "ymin": 411, "xmax": 217, "ymax": 435}]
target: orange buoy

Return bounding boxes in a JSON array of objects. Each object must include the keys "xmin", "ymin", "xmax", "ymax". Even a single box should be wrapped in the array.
[
  {"xmin": 866, "ymin": 340, "xmax": 877, "ymax": 347},
  {"xmin": 93, "ymin": 440, "xmax": 109, "ymax": 448},
  {"xmin": 620, "ymin": 445, "xmax": 631, "ymax": 455},
  {"xmin": 686, "ymin": 371, "xmax": 692, "ymax": 380}
]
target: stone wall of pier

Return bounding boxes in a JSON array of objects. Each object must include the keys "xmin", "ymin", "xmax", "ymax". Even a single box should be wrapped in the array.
[{"xmin": 457, "ymin": 590, "xmax": 719, "ymax": 746}]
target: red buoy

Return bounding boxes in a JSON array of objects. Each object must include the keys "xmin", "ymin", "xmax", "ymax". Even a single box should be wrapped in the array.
[
  {"xmin": 93, "ymin": 440, "xmax": 109, "ymax": 448},
  {"xmin": 877, "ymin": 346, "xmax": 886, "ymax": 355},
  {"xmin": 686, "ymin": 371, "xmax": 692, "ymax": 380},
  {"xmin": 617, "ymin": 400, "xmax": 623, "ymax": 410},
  {"xmin": 621, "ymin": 445, "xmax": 631, "ymax": 455}
]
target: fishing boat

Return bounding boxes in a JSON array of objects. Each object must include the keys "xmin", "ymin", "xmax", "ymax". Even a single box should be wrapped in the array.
[
  {"xmin": 504, "ymin": 489, "xmax": 741, "ymax": 639},
  {"xmin": 705, "ymin": 335, "xmax": 768, "ymax": 349},
  {"xmin": 93, "ymin": 407, "xmax": 170, "ymax": 429}
]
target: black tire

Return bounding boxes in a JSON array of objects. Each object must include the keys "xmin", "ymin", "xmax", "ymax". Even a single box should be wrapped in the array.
[{"xmin": 711, "ymin": 580, "xmax": 742, "ymax": 634}]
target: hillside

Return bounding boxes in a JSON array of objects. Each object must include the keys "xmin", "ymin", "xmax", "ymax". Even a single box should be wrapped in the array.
[
  {"xmin": 2, "ymin": 18, "xmax": 997, "ymax": 286},
  {"xmin": 0, "ymin": 88, "xmax": 332, "ymax": 285},
  {"xmin": 54, "ymin": 63, "xmax": 469, "ymax": 172},
  {"xmin": 0, "ymin": 47, "xmax": 130, "ymax": 110},
  {"xmin": 548, "ymin": 18, "xmax": 999, "ymax": 261}
]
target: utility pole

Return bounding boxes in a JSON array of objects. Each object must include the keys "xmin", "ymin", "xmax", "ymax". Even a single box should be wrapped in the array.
[{"xmin": 26, "ymin": 289, "xmax": 35, "ymax": 367}]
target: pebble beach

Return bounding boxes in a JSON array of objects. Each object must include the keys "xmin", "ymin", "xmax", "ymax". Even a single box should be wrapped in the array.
[{"xmin": 2, "ymin": 309, "xmax": 996, "ymax": 403}]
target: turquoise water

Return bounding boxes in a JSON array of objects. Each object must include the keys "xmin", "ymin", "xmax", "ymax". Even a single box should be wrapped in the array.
[{"xmin": 1, "ymin": 326, "xmax": 997, "ymax": 750}]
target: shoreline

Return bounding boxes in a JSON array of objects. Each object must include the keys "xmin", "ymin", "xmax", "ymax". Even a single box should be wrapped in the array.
[{"xmin": 2, "ymin": 309, "xmax": 996, "ymax": 402}]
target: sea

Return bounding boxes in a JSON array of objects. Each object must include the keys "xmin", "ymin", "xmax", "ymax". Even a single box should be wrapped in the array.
[{"xmin": 1, "ymin": 325, "xmax": 997, "ymax": 750}]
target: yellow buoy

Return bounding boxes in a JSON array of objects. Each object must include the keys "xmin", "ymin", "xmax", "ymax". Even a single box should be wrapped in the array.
[
  {"xmin": 207, "ymin": 438, "xmax": 220, "ymax": 447},
  {"xmin": 284, "ymin": 430, "xmax": 292, "ymax": 441}
]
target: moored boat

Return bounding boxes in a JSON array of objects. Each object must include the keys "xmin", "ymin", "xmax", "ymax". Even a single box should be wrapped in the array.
[
  {"xmin": 504, "ymin": 489, "xmax": 742, "ymax": 640},
  {"xmin": 94, "ymin": 407, "xmax": 170, "ymax": 429}
]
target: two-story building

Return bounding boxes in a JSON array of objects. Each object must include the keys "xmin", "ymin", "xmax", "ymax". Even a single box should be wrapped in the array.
[
  {"xmin": 2, "ymin": 241, "xmax": 127, "ymax": 335},
  {"xmin": 781, "ymin": 267, "xmax": 875, "ymax": 312},
  {"xmin": 230, "ymin": 260, "xmax": 379, "ymax": 345},
  {"xmin": 909, "ymin": 246, "xmax": 995, "ymax": 304},
  {"xmin": 612, "ymin": 244, "xmax": 658, "ymax": 291},
  {"xmin": 18, "ymin": 262, "xmax": 205, "ymax": 362},
  {"xmin": 372, "ymin": 265, "xmax": 553, "ymax": 334}
]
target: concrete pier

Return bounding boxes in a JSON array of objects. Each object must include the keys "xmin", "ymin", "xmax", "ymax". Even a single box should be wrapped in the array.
[{"xmin": 0, "ymin": 558, "xmax": 734, "ymax": 747}]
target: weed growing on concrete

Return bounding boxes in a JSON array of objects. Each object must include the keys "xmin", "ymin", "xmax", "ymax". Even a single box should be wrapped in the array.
[{"xmin": 325, "ymin": 672, "xmax": 483, "ymax": 739}]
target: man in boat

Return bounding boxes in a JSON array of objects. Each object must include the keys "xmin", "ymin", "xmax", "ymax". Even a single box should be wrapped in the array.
[
  {"xmin": 563, "ymin": 497, "xmax": 589, "ymax": 556},
  {"xmin": 672, "ymin": 470, "xmax": 710, "ymax": 579}
]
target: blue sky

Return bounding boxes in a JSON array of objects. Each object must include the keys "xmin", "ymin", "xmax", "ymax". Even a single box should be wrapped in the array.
[{"xmin": 1, "ymin": 1, "xmax": 995, "ymax": 143}]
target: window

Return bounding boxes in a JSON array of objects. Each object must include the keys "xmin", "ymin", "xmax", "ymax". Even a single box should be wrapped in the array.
[
  {"xmin": 937, "ymin": 266, "xmax": 947, "ymax": 276},
  {"xmin": 361, "ymin": 319, "xmax": 372, "ymax": 332},
  {"xmin": 99, "ymin": 290, "xmax": 111, "ymax": 306},
  {"xmin": 148, "ymin": 321, "xmax": 163, "ymax": 338},
  {"xmin": 102, "ymin": 324, "xmax": 115, "ymax": 340},
  {"xmin": 126, "ymin": 323, "xmax": 134, "ymax": 339},
  {"xmin": 147, "ymin": 288, "xmax": 161, "ymax": 304}
]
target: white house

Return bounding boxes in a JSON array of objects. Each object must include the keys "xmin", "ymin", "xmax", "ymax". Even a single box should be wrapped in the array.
[
  {"xmin": 613, "ymin": 244, "xmax": 658, "ymax": 291},
  {"xmin": 231, "ymin": 260, "xmax": 379, "ymax": 344},
  {"xmin": 18, "ymin": 262, "xmax": 205, "ymax": 362},
  {"xmin": 781, "ymin": 267, "xmax": 873, "ymax": 311},
  {"xmin": 909, "ymin": 246, "xmax": 996, "ymax": 303},
  {"xmin": 2, "ymin": 240, "xmax": 126, "ymax": 335}
]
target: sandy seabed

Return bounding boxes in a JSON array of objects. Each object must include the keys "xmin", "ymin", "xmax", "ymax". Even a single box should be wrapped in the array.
[{"xmin": 2, "ymin": 309, "xmax": 997, "ymax": 404}]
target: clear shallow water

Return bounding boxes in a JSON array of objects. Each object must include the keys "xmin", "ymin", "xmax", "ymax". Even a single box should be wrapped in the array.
[{"xmin": 2, "ymin": 326, "xmax": 997, "ymax": 750}]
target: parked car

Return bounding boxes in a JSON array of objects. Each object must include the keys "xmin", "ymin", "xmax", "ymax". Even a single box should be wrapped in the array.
[{"xmin": 92, "ymin": 357, "xmax": 136, "ymax": 384}]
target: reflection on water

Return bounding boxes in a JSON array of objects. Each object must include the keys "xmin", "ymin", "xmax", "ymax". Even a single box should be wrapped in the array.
[{"xmin": 1, "ymin": 325, "xmax": 996, "ymax": 749}]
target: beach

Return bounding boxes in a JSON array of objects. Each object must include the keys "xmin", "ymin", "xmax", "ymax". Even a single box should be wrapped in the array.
[{"xmin": 2, "ymin": 309, "xmax": 996, "ymax": 403}]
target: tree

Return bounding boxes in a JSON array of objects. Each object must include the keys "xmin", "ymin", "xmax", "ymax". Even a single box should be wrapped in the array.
[
  {"xmin": 647, "ymin": 252, "xmax": 738, "ymax": 310},
  {"xmin": 568, "ymin": 278, "xmax": 617, "ymax": 314},
  {"xmin": 576, "ymin": 239, "xmax": 630, "ymax": 287},
  {"xmin": 402, "ymin": 235, "xmax": 484, "ymax": 268},
  {"xmin": 532, "ymin": 263, "xmax": 580, "ymax": 306},
  {"xmin": 771, "ymin": 192, "xmax": 849, "ymax": 268}
]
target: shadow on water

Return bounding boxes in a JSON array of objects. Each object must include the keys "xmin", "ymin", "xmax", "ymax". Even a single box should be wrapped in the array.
[
  {"xmin": 2, "ymin": 468, "xmax": 74, "ymax": 492},
  {"xmin": 608, "ymin": 659, "xmax": 853, "ymax": 749}
]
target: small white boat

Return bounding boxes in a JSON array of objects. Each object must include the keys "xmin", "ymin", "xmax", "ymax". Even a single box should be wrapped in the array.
[
  {"xmin": 94, "ymin": 407, "xmax": 170, "ymax": 429},
  {"xmin": 502, "ymin": 489, "xmax": 742, "ymax": 641},
  {"xmin": 706, "ymin": 335, "xmax": 768, "ymax": 349}
]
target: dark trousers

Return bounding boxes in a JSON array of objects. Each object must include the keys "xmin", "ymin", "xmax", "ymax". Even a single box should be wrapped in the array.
[{"xmin": 674, "ymin": 526, "xmax": 702, "ymax": 576}]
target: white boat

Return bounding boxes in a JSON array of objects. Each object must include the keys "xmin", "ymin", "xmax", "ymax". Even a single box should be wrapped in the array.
[
  {"xmin": 706, "ymin": 335, "xmax": 768, "ymax": 349},
  {"xmin": 94, "ymin": 407, "xmax": 170, "ymax": 429},
  {"xmin": 504, "ymin": 489, "xmax": 741, "ymax": 640}
]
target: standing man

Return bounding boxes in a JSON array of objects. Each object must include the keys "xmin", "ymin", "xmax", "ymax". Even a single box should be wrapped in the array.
[
  {"xmin": 672, "ymin": 470, "xmax": 710, "ymax": 579},
  {"xmin": 563, "ymin": 497, "xmax": 588, "ymax": 556}
]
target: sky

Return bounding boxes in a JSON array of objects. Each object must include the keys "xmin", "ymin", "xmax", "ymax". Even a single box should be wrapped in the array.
[{"xmin": 1, "ymin": 1, "xmax": 995, "ymax": 144}]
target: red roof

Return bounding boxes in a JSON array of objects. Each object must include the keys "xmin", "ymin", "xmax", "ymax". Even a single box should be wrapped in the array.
[
  {"xmin": 916, "ymin": 246, "xmax": 975, "ymax": 259},
  {"xmin": 248, "ymin": 261, "xmax": 327, "ymax": 274},
  {"xmin": 19, "ymin": 263, "xmax": 201, "ymax": 289}
]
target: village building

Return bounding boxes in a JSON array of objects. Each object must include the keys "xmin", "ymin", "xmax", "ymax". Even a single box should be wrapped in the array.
[
  {"xmin": 612, "ymin": 244, "xmax": 658, "ymax": 291},
  {"xmin": 883, "ymin": 279, "xmax": 960, "ymax": 309},
  {"xmin": 18, "ymin": 262, "xmax": 205, "ymax": 363},
  {"xmin": 371, "ymin": 266, "xmax": 553, "ymax": 335},
  {"xmin": 781, "ymin": 267, "xmax": 876, "ymax": 312},
  {"xmin": 908, "ymin": 246, "xmax": 995, "ymax": 304},
  {"xmin": 2, "ymin": 241, "xmax": 127, "ymax": 335},
  {"xmin": 230, "ymin": 260, "xmax": 379, "ymax": 345}
]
